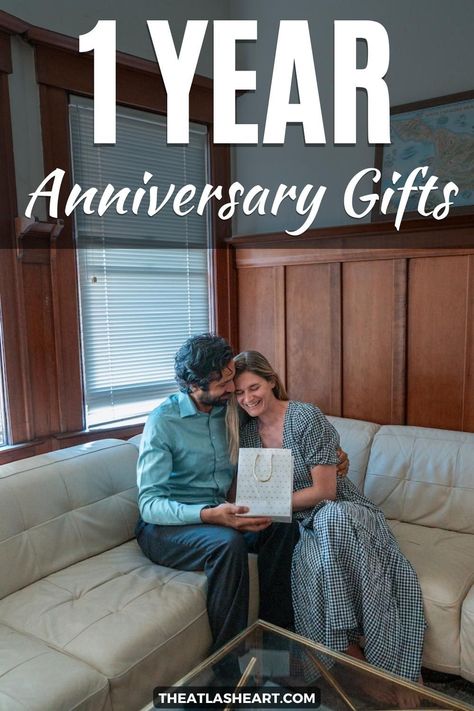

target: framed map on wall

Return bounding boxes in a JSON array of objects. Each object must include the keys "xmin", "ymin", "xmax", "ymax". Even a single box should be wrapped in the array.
[{"xmin": 373, "ymin": 90, "xmax": 474, "ymax": 220}]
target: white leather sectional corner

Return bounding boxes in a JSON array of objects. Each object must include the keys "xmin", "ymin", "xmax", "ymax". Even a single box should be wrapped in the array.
[
  {"xmin": 0, "ymin": 439, "xmax": 213, "ymax": 711},
  {"xmin": 328, "ymin": 417, "xmax": 474, "ymax": 682},
  {"xmin": 0, "ymin": 419, "xmax": 473, "ymax": 710}
]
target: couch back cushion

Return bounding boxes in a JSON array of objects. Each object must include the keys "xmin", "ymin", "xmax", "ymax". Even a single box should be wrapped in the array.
[
  {"xmin": 0, "ymin": 439, "xmax": 139, "ymax": 599},
  {"xmin": 364, "ymin": 425, "xmax": 474, "ymax": 533},
  {"xmin": 128, "ymin": 434, "xmax": 143, "ymax": 450},
  {"xmin": 327, "ymin": 416, "xmax": 380, "ymax": 490}
]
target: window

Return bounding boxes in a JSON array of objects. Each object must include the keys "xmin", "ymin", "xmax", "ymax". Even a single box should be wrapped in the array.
[{"xmin": 69, "ymin": 98, "xmax": 211, "ymax": 427}]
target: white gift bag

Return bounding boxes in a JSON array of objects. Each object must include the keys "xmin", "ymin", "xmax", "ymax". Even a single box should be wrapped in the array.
[{"xmin": 235, "ymin": 448, "xmax": 293, "ymax": 523}]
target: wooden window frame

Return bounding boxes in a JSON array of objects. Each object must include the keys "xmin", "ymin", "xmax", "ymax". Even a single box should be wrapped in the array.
[
  {"xmin": 0, "ymin": 11, "xmax": 236, "ymax": 460},
  {"xmin": 34, "ymin": 28, "xmax": 235, "ymax": 439},
  {"xmin": 0, "ymin": 24, "xmax": 34, "ymax": 454}
]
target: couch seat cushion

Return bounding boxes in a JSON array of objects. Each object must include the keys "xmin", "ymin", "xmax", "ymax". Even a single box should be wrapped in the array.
[
  {"xmin": 0, "ymin": 623, "xmax": 110, "ymax": 711},
  {"xmin": 388, "ymin": 521, "xmax": 474, "ymax": 674},
  {"xmin": 0, "ymin": 541, "xmax": 212, "ymax": 711},
  {"xmin": 461, "ymin": 586, "xmax": 474, "ymax": 682}
]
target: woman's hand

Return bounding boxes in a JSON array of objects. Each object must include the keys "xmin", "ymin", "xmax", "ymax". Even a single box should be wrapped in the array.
[{"xmin": 336, "ymin": 448, "xmax": 349, "ymax": 477}]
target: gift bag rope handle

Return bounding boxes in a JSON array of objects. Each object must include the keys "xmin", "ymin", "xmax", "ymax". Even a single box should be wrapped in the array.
[{"xmin": 252, "ymin": 453, "xmax": 274, "ymax": 483}]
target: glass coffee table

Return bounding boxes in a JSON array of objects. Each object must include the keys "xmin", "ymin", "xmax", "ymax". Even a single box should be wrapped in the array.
[{"xmin": 148, "ymin": 620, "xmax": 473, "ymax": 710}]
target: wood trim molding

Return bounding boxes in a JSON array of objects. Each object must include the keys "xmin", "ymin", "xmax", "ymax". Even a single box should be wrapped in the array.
[
  {"xmin": 0, "ymin": 11, "xmax": 29, "ymax": 37},
  {"xmin": 27, "ymin": 25, "xmax": 214, "ymax": 124},
  {"xmin": 235, "ymin": 244, "xmax": 474, "ymax": 269},
  {"xmin": 0, "ymin": 422, "xmax": 143, "ymax": 466},
  {"xmin": 26, "ymin": 24, "xmax": 212, "ymax": 89},
  {"xmin": 0, "ymin": 30, "xmax": 12, "ymax": 74},
  {"xmin": 0, "ymin": 72, "xmax": 32, "ymax": 442},
  {"xmin": 231, "ymin": 216, "xmax": 474, "ymax": 269},
  {"xmin": 229, "ymin": 214, "xmax": 474, "ymax": 248},
  {"xmin": 209, "ymin": 131, "xmax": 236, "ymax": 346},
  {"xmin": 38, "ymin": 83, "xmax": 84, "ymax": 433}
]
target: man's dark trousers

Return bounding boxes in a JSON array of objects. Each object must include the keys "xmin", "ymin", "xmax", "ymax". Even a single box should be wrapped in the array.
[{"xmin": 135, "ymin": 518, "xmax": 299, "ymax": 653}]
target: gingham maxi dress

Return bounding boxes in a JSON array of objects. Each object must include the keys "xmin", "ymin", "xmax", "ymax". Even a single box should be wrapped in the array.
[{"xmin": 240, "ymin": 401, "xmax": 426, "ymax": 681}]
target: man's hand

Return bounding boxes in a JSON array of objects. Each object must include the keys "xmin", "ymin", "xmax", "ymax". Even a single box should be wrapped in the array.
[
  {"xmin": 336, "ymin": 448, "xmax": 349, "ymax": 477},
  {"xmin": 200, "ymin": 503, "xmax": 272, "ymax": 532}
]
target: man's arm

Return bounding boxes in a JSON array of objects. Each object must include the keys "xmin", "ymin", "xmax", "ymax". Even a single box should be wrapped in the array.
[
  {"xmin": 137, "ymin": 415, "xmax": 272, "ymax": 530},
  {"xmin": 137, "ymin": 417, "xmax": 205, "ymax": 526}
]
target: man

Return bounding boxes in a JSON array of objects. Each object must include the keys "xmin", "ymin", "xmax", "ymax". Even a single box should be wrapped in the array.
[{"xmin": 136, "ymin": 333, "xmax": 347, "ymax": 653}]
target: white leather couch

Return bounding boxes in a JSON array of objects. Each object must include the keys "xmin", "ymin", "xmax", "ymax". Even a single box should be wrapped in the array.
[
  {"xmin": 328, "ymin": 417, "xmax": 474, "ymax": 682},
  {"xmin": 0, "ymin": 438, "xmax": 213, "ymax": 711},
  {"xmin": 0, "ymin": 420, "xmax": 473, "ymax": 710}
]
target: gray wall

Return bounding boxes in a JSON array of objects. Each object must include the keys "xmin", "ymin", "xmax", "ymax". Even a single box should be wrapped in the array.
[
  {"xmin": 0, "ymin": 0, "xmax": 229, "ymax": 74},
  {"xmin": 229, "ymin": 0, "xmax": 474, "ymax": 233}
]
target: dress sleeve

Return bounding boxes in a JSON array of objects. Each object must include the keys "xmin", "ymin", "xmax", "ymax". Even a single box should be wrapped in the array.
[{"xmin": 298, "ymin": 403, "xmax": 340, "ymax": 468}]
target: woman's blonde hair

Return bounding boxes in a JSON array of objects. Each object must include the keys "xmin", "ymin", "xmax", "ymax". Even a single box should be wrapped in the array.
[{"xmin": 226, "ymin": 351, "xmax": 288, "ymax": 465}]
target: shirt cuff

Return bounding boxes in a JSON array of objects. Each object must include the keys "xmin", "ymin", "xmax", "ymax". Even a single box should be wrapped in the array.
[{"xmin": 183, "ymin": 503, "xmax": 212, "ymax": 525}]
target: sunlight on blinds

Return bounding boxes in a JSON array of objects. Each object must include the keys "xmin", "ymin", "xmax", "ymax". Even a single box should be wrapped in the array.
[{"xmin": 69, "ymin": 97, "xmax": 211, "ymax": 427}]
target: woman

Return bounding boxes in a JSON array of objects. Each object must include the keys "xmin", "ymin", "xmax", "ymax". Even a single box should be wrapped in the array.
[{"xmin": 227, "ymin": 350, "xmax": 425, "ymax": 686}]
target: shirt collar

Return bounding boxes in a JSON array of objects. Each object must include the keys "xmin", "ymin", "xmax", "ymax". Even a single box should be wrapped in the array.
[
  {"xmin": 178, "ymin": 391, "xmax": 198, "ymax": 418},
  {"xmin": 177, "ymin": 391, "xmax": 225, "ymax": 418}
]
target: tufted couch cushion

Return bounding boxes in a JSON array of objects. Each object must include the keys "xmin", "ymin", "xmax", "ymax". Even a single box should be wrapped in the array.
[
  {"xmin": 388, "ymin": 521, "xmax": 474, "ymax": 674},
  {"xmin": 0, "ymin": 541, "xmax": 211, "ymax": 711},
  {"xmin": 364, "ymin": 425, "xmax": 474, "ymax": 533},
  {"xmin": 327, "ymin": 415, "xmax": 380, "ymax": 489},
  {"xmin": 0, "ymin": 439, "xmax": 139, "ymax": 598},
  {"xmin": 364, "ymin": 425, "xmax": 474, "ymax": 676},
  {"xmin": 0, "ymin": 440, "xmax": 214, "ymax": 711},
  {"xmin": 0, "ymin": 623, "xmax": 110, "ymax": 711}
]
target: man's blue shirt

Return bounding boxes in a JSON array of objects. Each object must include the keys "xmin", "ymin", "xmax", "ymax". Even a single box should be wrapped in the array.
[{"xmin": 137, "ymin": 391, "xmax": 235, "ymax": 525}]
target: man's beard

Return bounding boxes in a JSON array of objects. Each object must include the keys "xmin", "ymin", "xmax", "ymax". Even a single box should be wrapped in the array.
[{"xmin": 197, "ymin": 392, "xmax": 231, "ymax": 408}]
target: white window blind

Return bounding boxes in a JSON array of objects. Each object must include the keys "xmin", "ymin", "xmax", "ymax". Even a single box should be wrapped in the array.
[{"xmin": 69, "ymin": 97, "xmax": 211, "ymax": 427}]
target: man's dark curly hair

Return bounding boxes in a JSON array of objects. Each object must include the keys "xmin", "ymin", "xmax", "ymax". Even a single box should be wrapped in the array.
[{"xmin": 175, "ymin": 333, "xmax": 234, "ymax": 393}]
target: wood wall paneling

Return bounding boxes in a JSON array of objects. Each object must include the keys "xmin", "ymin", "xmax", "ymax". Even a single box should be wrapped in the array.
[
  {"xmin": 342, "ymin": 260, "xmax": 407, "ymax": 424},
  {"xmin": 285, "ymin": 263, "xmax": 341, "ymax": 415},
  {"xmin": 238, "ymin": 266, "xmax": 286, "ymax": 380},
  {"xmin": 407, "ymin": 255, "xmax": 471, "ymax": 430},
  {"xmin": 463, "ymin": 256, "xmax": 474, "ymax": 431},
  {"xmin": 234, "ymin": 234, "xmax": 474, "ymax": 433}
]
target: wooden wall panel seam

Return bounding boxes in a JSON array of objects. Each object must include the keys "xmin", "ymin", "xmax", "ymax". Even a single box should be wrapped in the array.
[
  {"xmin": 329, "ymin": 263, "xmax": 342, "ymax": 416},
  {"xmin": 391, "ymin": 259, "xmax": 408, "ymax": 424},
  {"xmin": 274, "ymin": 266, "xmax": 286, "ymax": 385}
]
